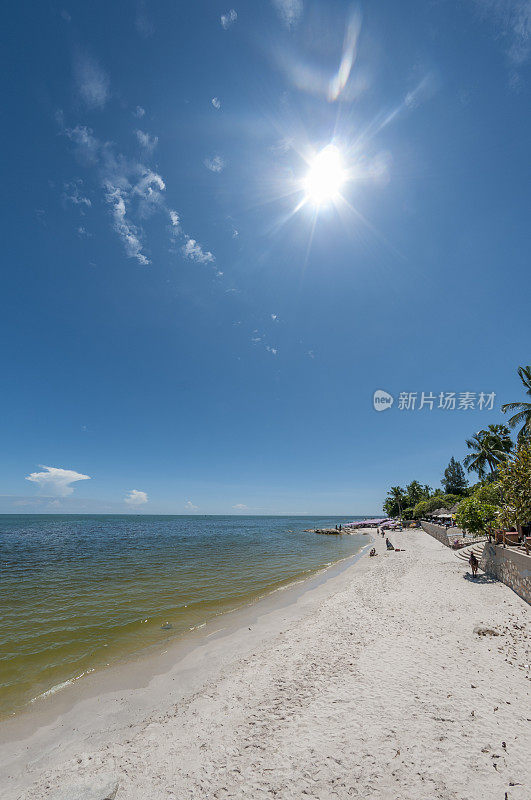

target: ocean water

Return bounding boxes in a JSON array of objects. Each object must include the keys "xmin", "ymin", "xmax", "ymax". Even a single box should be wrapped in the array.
[{"xmin": 0, "ymin": 515, "xmax": 367, "ymax": 718}]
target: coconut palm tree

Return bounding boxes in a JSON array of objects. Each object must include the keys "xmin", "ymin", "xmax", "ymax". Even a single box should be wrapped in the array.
[
  {"xmin": 463, "ymin": 424, "xmax": 513, "ymax": 479},
  {"xmin": 387, "ymin": 486, "xmax": 406, "ymax": 517},
  {"xmin": 501, "ymin": 365, "xmax": 531, "ymax": 444}
]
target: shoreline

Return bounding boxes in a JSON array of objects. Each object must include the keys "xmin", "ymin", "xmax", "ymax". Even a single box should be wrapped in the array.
[
  {"xmin": 0, "ymin": 536, "xmax": 375, "ymax": 795},
  {"xmin": 0, "ymin": 518, "xmax": 368, "ymax": 722},
  {"xmin": 2, "ymin": 530, "xmax": 530, "ymax": 799}
]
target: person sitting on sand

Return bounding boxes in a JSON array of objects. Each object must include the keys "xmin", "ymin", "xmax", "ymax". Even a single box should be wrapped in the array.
[
  {"xmin": 385, "ymin": 537, "xmax": 394, "ymax": 550},
  {"xmin": 369, "ymin": 548, "xmax": 377, "ymax": 557},
  {"xmin": 469, "ymin": 552, "xmax": 479, "ymax": 578}
]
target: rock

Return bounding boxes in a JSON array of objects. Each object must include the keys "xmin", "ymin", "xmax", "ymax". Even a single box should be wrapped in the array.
[
  {"xmin": 473, "ymin": 625, "xmax": 500, "ymax": 637},
  {"xmin": 49, "ymin": 774, "xmax": 119, "ymax": 800}
]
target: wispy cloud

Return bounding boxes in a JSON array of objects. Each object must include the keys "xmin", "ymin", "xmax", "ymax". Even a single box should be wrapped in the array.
[
  {"xmin": 135, "ymin": 130, "xmax": 158, "ymax": 151},
  {"xmin": 204, "ymin": 155, "xmax": 225, "ymax": 173},
  {"xmin": 25, "ymin": 465, "xmax": 91, "ymax": 497},
  {"xmin": 73, "ymin": 52, "xmax": 110, "ymax": 110},
  {"xmin": 62, "ymin": 179, "xmax": 91, "ymax": 210},
  {"xmin": 104, "ymin": 184, "xmax": 150, "ymax": 264},
  {"xmin": 272, "ymin": 0, "xmax": 303, "ymax": 29},
  {"xmin": 266, "ymin": 345, "xmax": 278, "ymax": 355},
  {"xmin": 232, "ymin": 503, "xmax": 248, "ymax": 510},
  {"xmin": 77, "ymin": 225, "xmax": 92, "ymax": 238},
  {"xmin": 182, "ymin": 237, "xmax": 215, "ymax": 264},
  {"xmin": 184, "ymin": 499, "xmax": 199, "ymax": 511},
  {"xmin": 64, "ymin": 124, "xmax": 100, "ymax": 163},
  {"xmin": 474, "ymin": 1, "xmax": 531, "ymax": 65},
  {"xmin": 134, "ymin": 105, "xmax": 145, "ymax": 118},
  {"xmin": 135, "ymin": 0, "xmax": 154, "ymax": 37},
  {"xmin": 124, "ymin": 488, "xmax": 148, "ymax": 505},
  {"xmin": 61, "ymin": 118, "xmax": 216, "ymax": 269},
  {"xmin": 211, "ymin": 97, "xmax": 221, "ymax": 109},
  {"xmin": 271, "ymin": 313, "xmax": 278, "ymax": 320},
  {"xmin": 220, "ymin": 9, "xmax": 237, "ymax": 29}
]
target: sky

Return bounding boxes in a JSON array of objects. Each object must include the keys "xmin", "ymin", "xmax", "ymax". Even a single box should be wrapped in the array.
[{"xmin": 1, "ymin": 0, "xmax": 530, "ymax": 515}]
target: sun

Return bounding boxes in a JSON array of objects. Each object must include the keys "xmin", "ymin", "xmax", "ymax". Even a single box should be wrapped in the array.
[{"xmin": 303, "ymin": 144, "xmax": 346, "ymax": 206}]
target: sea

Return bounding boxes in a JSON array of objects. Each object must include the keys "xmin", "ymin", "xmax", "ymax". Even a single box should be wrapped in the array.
[{"xmin": 0, "ymin": 515, "xmax": 369, "ymax": 718}]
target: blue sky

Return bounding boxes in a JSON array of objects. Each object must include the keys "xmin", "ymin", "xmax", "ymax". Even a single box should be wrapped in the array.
[{"xmin": 1, "ymin": 0, "xmax": 530, "ymax": 514}]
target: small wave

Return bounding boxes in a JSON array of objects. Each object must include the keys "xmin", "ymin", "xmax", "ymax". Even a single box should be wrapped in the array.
[{"xmin": 30, "ymin": 669, "xmax": 95, "ymax": 704}]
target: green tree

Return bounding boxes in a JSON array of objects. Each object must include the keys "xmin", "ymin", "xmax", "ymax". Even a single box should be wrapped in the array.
[
  {"xmin": 454, "ymin": 497, "xmax": 499, "ymax": 536},
  {"xmin": 501, "ymin": 365, "xmax": 531, "ymax": 444},
  {"xmin": 463, "ymin": 424, "xmax": 513, "ymax": 479},
  {"xmin": 405, "ymin": 480, "xmax": 430, "ymax": 507},
  {"xmin": 442, "ymin": 457, "xmax": 468, "ymax": 495},
  {"xmin": 497, "ymin": 443, "xmax": 531, "ymax": 530},
  {"xmin": 401, "ymin": 506, "xmax": 415, "ymax": 520},
  {"xmin": 390, "ymin": 486, "xmax": 405, "ymax": 516},
  {"xmin": 412, "ymin": 493, "xmax": 464, "ymax": 519},
  {"xmin": 472, "ymin": 481, "xmax": 503, "ymax": 506}
]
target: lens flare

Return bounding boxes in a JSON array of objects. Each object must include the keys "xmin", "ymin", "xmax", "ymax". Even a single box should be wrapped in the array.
[{"xmin": 303, "ymin": 145, "xmax": 346, "ymax": 205}]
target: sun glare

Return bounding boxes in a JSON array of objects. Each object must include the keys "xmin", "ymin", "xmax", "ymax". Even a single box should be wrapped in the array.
[{"xmin": 303, "ymin": 144, "xmax": 346, "ymax": 206}]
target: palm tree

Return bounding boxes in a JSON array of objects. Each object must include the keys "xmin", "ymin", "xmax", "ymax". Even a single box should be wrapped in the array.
[
  {"xmin": 463, "ymin": 424, "xmax": 513, "ymax": 479},
  {"xmin": 388, "ymin": 486, "xmax": 405, "ymax": 517},
  {"xmin": 501, "ymin": 365, "xmax": 531, "ymax": 443}
]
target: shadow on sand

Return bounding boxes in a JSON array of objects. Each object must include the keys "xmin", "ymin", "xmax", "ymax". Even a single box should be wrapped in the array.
[{"xmin": 463, "ymin": 572, "xmax": 498, "ymax": 585}]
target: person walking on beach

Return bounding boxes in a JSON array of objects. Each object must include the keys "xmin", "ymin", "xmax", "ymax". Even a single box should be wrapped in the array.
[{"xmin": 469, "ymin": 551, "xmax": 479, "ymax": 578}]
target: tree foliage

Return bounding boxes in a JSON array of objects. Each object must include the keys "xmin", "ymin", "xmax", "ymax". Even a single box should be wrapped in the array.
[
  {"xmin": 472, "ymin": 481, "xmax": 503, "ymax": 506},
  {"xmin": 442, "ymin": 457, "xmax": 468, "ymax": 495},
  {"xmin": 463, "ymin": 424, "xmax": 513, "ymax": 479},
  {"xmin": 501, "ymin": 365, "xmax": 531, "ymax": 444},
  {"xmin": 497, "ymin": 443, "xmax": 531, "ymax": 529},
  {"xmin": 454, "ymin": 497, "xmax": 499, "ymax": 536}
]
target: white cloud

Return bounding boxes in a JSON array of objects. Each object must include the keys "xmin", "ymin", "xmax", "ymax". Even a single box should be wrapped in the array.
[
  {"xmin": 73, "ymin": 52, "xmax": 110, "ymax": 110},
  {"xmin": 63, "ymin": 179, "xmax": 92, "ymax": 210},
  {"xmin": 61, "ymin": 120, "xmax": 216, "ymax": 270},
  {"xmin": 185, "ymin": 500, "xmax": 199, "ymax": 511},
  {"xmin": 211, "ymin": 97, "xmax": 221, "ymax": 109},
  {"xmin": 182, "ymin": 237, "xmax": 215, "ymax": 264},
  {"xmin": 77, "ymin": 225, "xmax": 92, "ymax": 237},
  {"xmin": 204, "ymin": 155, "xmax": 225, "ymax": 173},
  {"xmin": 25, "ymin": 466, "xmax": 91, "ymax": 497},
  {"xmin": 104, "ymin": 183, "xmax": 150, "ymax": 265},
  {"xmin": 124, "ymin": 489, "xmax": 148, "ymax": 506},
  {"xmin": 271, "ymin": 313, "xmax": 278, "ymax": 320},
  {"xmin": 272, "ymin": 0, "xmax": 303, "ymax": 29},
  {"xmin": 266, "ymin": 345, "xmax": 278, "ymax": 355},
  {"xmin": 135, "ymin": 130, "xmax": 158, "ymax": 151},
  {"xmin": 232, "ymin": 503, "xmax": 248, "ymax": 510},
  {"xmin": 134, "ymin": 105, "xmax": 146, "ymax": 118},
  {"xmin": 220, "ymin": 9, "xmax": 237, "ymax": 29},
  {"xmin": 169, "ymin": 209, "xmax": 181, "ymax": 230},
  {"xmin": 64, "ymin": 124, "xmax": 100, "ymax": 163}
]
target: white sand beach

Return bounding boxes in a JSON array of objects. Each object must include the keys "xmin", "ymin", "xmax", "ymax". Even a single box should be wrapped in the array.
[{"xmin": 1, "ymin": 530, "xmax": 530, "ymax": 800}]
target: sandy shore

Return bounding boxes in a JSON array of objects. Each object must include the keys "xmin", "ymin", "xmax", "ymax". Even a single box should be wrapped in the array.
[{"xmin": 1, "ymin": 530, "xmax": 530, "ymax": 800}]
